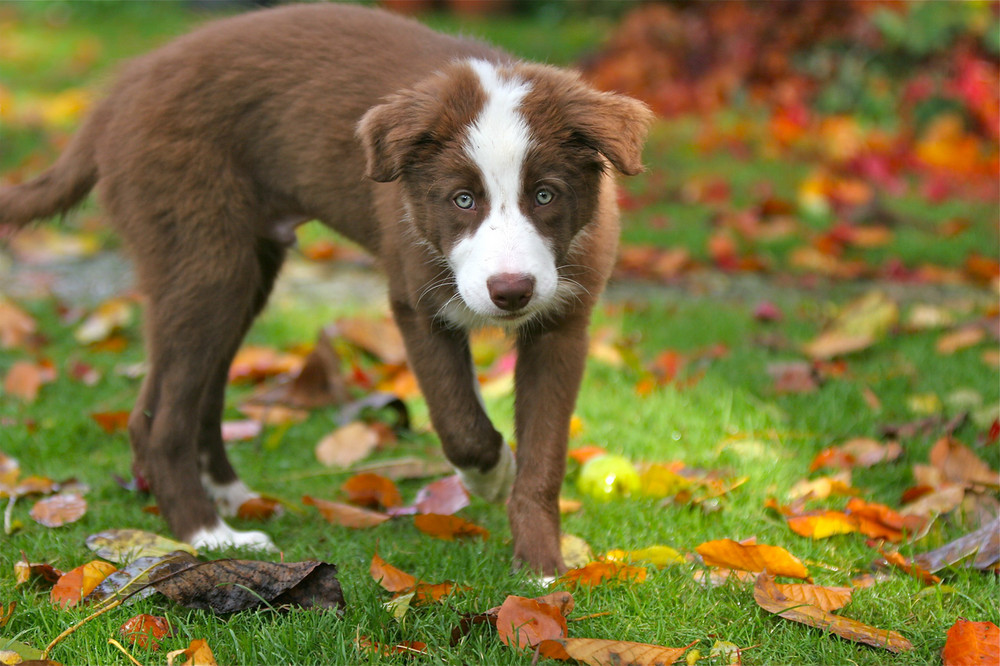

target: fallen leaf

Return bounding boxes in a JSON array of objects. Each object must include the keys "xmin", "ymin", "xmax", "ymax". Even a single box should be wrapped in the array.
[
  {"xmin": 86, "ymin": 552, "xmax": 198, "ymax": 607},
  {"xmin": 236, "ymin": 496, "xmax": 282, "ymax": 521},
  {"xmin": 696, "ymin": 539, "xmax": 811, "ymax": 580},
  {"xmin": 788, "ymin": 473, "xmax": 857, "ymax": 500},
  {"xmin": 315, "ymin": 421, "xmax": 380, "ymax": 468},
  {"xmin": 773, "ymin": 582, "xmax": 853, "ymax": 611},
  {"xmin": 786, "ymin": 510, "xmax": 858, "ymax": 539},
  {"xmin": 119, "ymin": 613, "xmax": 173, "ymax": 650},
  {"xmin": 753, "ymin": 572, "xmax": 912, "ymax": 653},
  {"xmin": 151, "ymin": 559, "xmax": 344, "ymax": 613},
  {"xmin": 335, "ymin": 316, "xmax": 407, "ymax": 366},
  {"xmin": 4, "ymin": 360, "xmax": 54, "ymax": 402},
  {"xmin": 90, "ymin": 411, "xmax": 130, "ymax": 434},
  {"xmin": 351, "ymin": 456, "xmax": 453, "ymax": 481},
  {"xmin": 879, "ymin": 548, "xmax": 941, "ymax": 585},
  {"xmin": 768, "ymin": 361, "xmax": 820, "ymax": 394},
  {"xmin": 557, "ymin": 561, "xmax": 648, "ymax": 589},
  {"xmin": 30, "ymin": 493, "xmax": 87, "ymax": 527},
  {"xmin": 414, "ymin": 475, "xmax": 470, "ymax": 515},
  {"xmin": 0, "ymin": 602, "xmax": 14, "ymax": 629},
  {"xmin": 561, "ymin": 534, "xmax": 594, "ymax": 569},
  {"xmin": 341, "ymin": 472, "xmax": 401, "ymax": 509},
  {"xmin": 227, "ymin": 345, "xmax": 303, "ymax": 384},
  {"xmin": 0, "ymin": 299, "xmax": 36, "ymax": 349},
  {"xmin": 568, "ymin": 445, "xmax": 608, "ymax": 465},
  {"xmin": 14, "ymin": 557, "xmax": 63, "ymax": 586},
  {"xmin": 847, "ymin": 498, "xmax": 925, "ymax": 542},
  {"xmin": 370, "ymin": 551, "xmax": 417, "ymax": 593},
  {"xmin": 410, "ymin": 580, "xmax": 467, "ymax": 606},
  {"xmin": 167, "ymin": 639, "xmax": 218, "ymax": 666},
  {"xmin": 303, "ymin": 495, "xmax": 390, "ymax": 528},
  {"xmin": 75, "ymin": 297, "xmax": 134, "ymax": 345},
  {"xmin": 538, "ymin": 638, "xmax": 697, "ymax": 666},
  {"xmin": 602, "ymin": 545, "xmax": 684, "ymax": 568},
  {"xmin": 941, "ymin": 618, "xmax": 999, "ymax": 666},
  {"xmin": 86, "ymin": 529, "xmax": 197, "ymax": 562},
  {"xmin": 915, "ymin": 518, "xmax": 1000, "ymax": 572},
  {"xmin": 220, "ymin": 420, "xmax": 262, "ymax": 442},
  {"xmin": 809, "ymin": 438, "xmax": 902, "ymax": 472},
  {"xmin": 929, "ymin": 437, "xmax": 999, "ymax": 487},
  {"xmin": 51, "ymin": 560, "xmax": 118, "ymax": 607},
  {"xmin": 285, "ymin": 329, "xmax": 349, "ymax": 407},
  {"xmin": 937, "ymin": 326, "xmax": 986, "ymax": 354},
  {"xmin": 414, "ymin": 513, "xmax": 489, "ymax": 541},
  {"xmin": 496, "ymin": 595, "xmax": 567, "ymax": 650}
]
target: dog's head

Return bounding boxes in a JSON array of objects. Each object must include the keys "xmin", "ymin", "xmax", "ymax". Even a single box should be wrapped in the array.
[{"xmin": 357, "ymin": 59, "xmax": 652, "ymax": 329}]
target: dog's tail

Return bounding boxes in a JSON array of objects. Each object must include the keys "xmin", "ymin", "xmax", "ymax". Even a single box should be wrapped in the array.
[{"xmin": 0, "ymin": 102, "xmax": 107, "ymax": 230}]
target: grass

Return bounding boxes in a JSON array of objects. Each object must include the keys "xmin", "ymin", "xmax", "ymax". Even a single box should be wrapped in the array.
[{"xmin": 2, "ymin": 3, "xmax": 999, "ymax": 665}]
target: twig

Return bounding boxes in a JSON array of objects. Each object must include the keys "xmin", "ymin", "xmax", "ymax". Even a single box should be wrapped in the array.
[
  {"xmin": 568, "ymin": 611, "xmax": 613, "ymax": 622},
  {"xmin": 108, "ymin": 637, "xmax": 144, "ymax": 666},
  {"xmin": 41, "ymin": 598, "xmax": 122, "ymax": 660}
]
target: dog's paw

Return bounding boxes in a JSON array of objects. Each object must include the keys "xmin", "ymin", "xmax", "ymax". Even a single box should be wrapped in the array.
[
  {"xmin": 189, "ymin": 521, "xmax": 277, "ymax": 553},
  {"xmin": 456, "ymin": 443, "xmax": 515, "ymax": 503}
]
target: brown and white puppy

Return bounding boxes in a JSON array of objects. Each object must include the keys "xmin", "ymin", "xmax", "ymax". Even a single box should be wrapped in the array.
[{"xmin": 0, "ymin": 3, "xmax": 651, "ymax": 575}]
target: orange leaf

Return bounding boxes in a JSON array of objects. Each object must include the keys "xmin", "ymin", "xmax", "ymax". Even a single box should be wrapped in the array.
[
  {"xmin": 809, "ymin": 438, "xmax": 902, "ymax": 472},
  {"xmin": 50, "ymin": 560, "xmax": 117, "ymax": 608},
  {"xmin": 879, "ymin": 548, "xmax": 941, "ymax": 586},
  {"xmin": 538, "ymin": 638, "xmax": 697, "ymax": 666},
  {"xmin": 936, "ymin": 326, "xmax": 985, "ymax": 355},
  {"xmin": 414, "ymin": 513, "xmax": 489, "ymax": 541},
  {"xmin": 30, "ymin": 493, "xmax": 87, "ymax": 527},
  {"xmin": 557, "ymin": 561, "xmax": 647, "ymax": 589},
  {"xmin": 166, "ymin": 638, "xmax": 218, "ymax": 666},
  {"xmin": 568, "ymin": 445, "xmax": 607, "ymax": 465},
  {"xmin": 90, "ymin": 410, "xmax": 130, "ymax": 434},
  {"xmin": 846, "ymin": 498, "xmax": 925, "ymax": 542},
  {"xmin": 228, "ymin": 345, "xmax": 303, "ymax": 384},
  {"xmin": 941, "ymin": 618, "xmax": 999, "ymax": 666},
  {"xmin": 773, "ymin": 582, "xmax": 852, "ymax": 612},
  {"xmin": 303, "ymin": 495, "xmax": 389, "ymax": 528},
  {"xmin": 929, "ymin": 437, "xmax": 999, "ymax": 487},
  {"xmin": 410, "ymin": 581, "xmax": 468, "ymax": 606},
  {"xmin": 0, "ymin": 299, "xmax": 36, "ymax": 349},
  {"xmin": 696, "ymin": 539, "xmax": 811, "ymax": 580},
  {"xmin": 341, "ymin": 472, "xmax": 401, "ymax": 509},
  {"xmin": 236, "ymin": 496, "xmax": 282, "ymax": 521},
  {"xmin": 4, "ymin": 360, "xmax": 52, "ymax": 402},
  {"xmin": 496, "ymin": 595, "xmax": 568, "ymax": 650},
  {"xmin": 369, "ymin": 551, "xmax": 416, "ymax": 593},
  {"xmin": 119, "ymin": 613, "xmax": 173, "ymax": 650},
  {"xmin": 753, "ymin": 572, "xmax": 912, "ymax": 653},
  {"xmin": 335, "ymin": 316, "xmax": 407, "ymax": 366}
]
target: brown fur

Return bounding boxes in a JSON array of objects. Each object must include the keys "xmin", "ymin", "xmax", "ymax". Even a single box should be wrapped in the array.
[{"xmin": 0, "ymin": 3, "xmax": 651, "ymax": 575}]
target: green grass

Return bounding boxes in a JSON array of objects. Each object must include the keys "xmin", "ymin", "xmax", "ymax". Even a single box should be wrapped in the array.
[{"xmin": 2, "ymin": 3, "xmax": 999, "ymax": 665}]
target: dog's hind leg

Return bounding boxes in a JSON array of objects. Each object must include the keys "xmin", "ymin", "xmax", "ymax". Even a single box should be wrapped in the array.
[
  {"xmin": 196, "ymin": 237, "xmax": 286, "ymax": 518},
  {"xmin": 127, "ymin": 231, "xmax": 279, "ymax": 552}
]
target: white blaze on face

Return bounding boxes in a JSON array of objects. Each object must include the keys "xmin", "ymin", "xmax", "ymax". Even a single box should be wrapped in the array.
[{"xmin": 447, "ymin": 59, "xmax": 558, "ymax": 325}]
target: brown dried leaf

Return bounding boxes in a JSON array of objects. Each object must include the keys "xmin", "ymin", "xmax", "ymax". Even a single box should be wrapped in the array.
[
  {"xmin": 929, "ymin": 437, "xmax": 999, "ymax": 488},
  {"xmin": 15, "ymin": 557, "xmax": 63, "ymax": 586},
  {"xmin": 941, "ymin": 618, "xmax": 999, "ymax": 666},
  {"xmin": 335, "ymin": 316, "xmax": 407, "ymax": 366},
  {"xmin": 90, "ymin": 410, "xmax": 130, "ymax": 434},
  {"xmin": 753, "ymin": 572, "xmax": 912, "ymax": 653},
  {"xmin": 370, "ymin": 551, "xmax": 417, "ymax": 593},
  {"xmin": 496, "ymin": 595, "xmax": 567, "ymax": 650},
  {"xmin": 879, "ymin": 548, "xmax": 941, "ymax": 585},
  {"xmin": 151, "ymin": 559, "xmax": 344, "ymax": 613},
  {"xmin": 315, "ymin": 421, "xmax": 379, "ymax": 468},
  {"xmin": 696, "ymin": 539, "xmax": 810, "ymax": 580},
  {"xmin": 236, "ymin": 496, "xmax": 282, "ymax": 521},
  {"xmin": 414, "ymin": 513, "xmax": 489, "ymax": 541},
  {"xmin": 936, "ymin": 326, "xmax": 986, "ymax": 355},
  {"xmin": 30, "ymin": 493, "xmax": 87, "ymax": 527},
  {"xmin": 915, "ymin": 518, "xmax": 1000, "ymax": 572},
  {"xmin": 303, "ymin": 495, "xmax": 389, "ymax": 528},
  {"xmin": 538, "ymin": 638, "xmax": 697, "ymax": 666}
]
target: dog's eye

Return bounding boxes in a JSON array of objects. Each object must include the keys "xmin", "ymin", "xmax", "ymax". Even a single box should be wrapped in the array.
[
  {"xmin": 453, "ymin": 192, "xmax": 475, "ymax": 210},
  {"xmin": 535, "ymin": 188, "xmax": 554, "ymax": 206}
]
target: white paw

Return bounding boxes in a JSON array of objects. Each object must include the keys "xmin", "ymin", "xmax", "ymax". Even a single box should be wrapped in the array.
[
  {"xmin": 201, "ymin": 477, "xmax": 265, "ymax": 518},
  {"xmin": 189, "ymin": 520, "xmax": 277, "ymax": 553},
  {"xmin": 456, "ymin": 443, "xmax": 516, "ymax": 503}
]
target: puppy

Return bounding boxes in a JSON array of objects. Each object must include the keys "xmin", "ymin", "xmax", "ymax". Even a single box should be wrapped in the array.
[{"xmin": 0, "ymin": 3, "xmax": 652, "ymax": 575}]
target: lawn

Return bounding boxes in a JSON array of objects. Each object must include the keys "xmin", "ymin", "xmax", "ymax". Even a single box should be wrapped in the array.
[{"xmin": 1, "ymin": 3, "xmax": 998, "ymax": 665}]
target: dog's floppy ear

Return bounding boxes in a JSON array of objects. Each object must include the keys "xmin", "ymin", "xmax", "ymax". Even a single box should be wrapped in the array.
[
  {"xmin": 356, "ymin": 94, "xmax": 424, "ymax": 183},
  {"xmin": 571, "ymin": 90, "xmax": 654, "ymax": 176}
]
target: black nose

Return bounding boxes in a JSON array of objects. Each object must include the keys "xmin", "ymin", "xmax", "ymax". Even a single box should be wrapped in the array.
[{"xmin": 487, "ymin": 273, "xmax": 535, "ymax": 311}]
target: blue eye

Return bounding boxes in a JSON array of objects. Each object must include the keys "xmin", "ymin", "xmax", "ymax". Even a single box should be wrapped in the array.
[
  {"xmin": 535, "ymin": 188, "xmax": 554, "ymax": 205},
  {"xmin": 454, "ymin": 192, "xmax": 475, "ymax": 210}
]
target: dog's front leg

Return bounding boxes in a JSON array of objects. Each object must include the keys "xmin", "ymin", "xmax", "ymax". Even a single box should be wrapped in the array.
[
  {"xmin": 509, "ymin": 315, "xmax": 590, "ymax": 576},
  {"xmin": 391, "ymin": 302, "xmax": 513, "ymax": 500}
]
